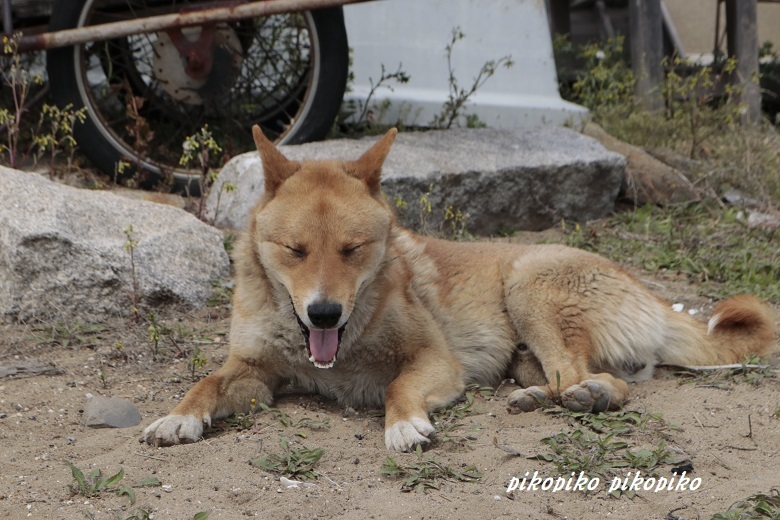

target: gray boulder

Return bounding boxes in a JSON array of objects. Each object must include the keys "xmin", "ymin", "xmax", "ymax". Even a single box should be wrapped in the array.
[
  {"xmin": 0, "ymin": 167, "xmax": 230, "ymax": 323},
  {"xmin": 205, "ymin": 127, "xmax": 625, "ymax": 234}
]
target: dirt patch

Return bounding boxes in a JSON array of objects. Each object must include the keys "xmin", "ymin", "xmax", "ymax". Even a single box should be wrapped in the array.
[{"xmin": 1, "ymin": 231, "xmax": 778, "ymax": 520}]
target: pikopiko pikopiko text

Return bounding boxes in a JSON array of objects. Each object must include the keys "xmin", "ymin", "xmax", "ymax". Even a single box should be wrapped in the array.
[{"xmin": 505, "ymin": 471, "xmax": 702, "ymax": 494}]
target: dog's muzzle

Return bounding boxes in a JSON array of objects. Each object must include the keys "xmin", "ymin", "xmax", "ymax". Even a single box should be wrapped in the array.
[{"xmin": 291, "ymin": 301, "xmax": 346, "ymax": 369}]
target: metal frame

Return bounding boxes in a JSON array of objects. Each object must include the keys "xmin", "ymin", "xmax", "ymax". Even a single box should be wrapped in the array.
[{"xmin": 2, "ymin": 0, "xmax": 372, "ymax": 53}]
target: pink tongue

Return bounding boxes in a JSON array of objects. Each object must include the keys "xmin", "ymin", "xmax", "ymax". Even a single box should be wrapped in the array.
[{"xmin": 308, "ymin": 328, "xmax": 339, "ymax": 362}]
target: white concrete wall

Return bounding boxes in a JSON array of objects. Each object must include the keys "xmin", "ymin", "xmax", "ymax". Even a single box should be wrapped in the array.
[{"xmin": 343, "ymin": 0, "xmax": 587, "ymax": 129}]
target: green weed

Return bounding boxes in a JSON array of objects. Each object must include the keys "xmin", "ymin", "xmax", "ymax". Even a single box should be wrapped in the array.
[
  {"xmin": 712, "ymin": 488, "xmax": 780, "ymax": 519},
  {"xmin": 207, "ymin": 278, "xmax": 234, "ymax": 307},
  {"xmin": 562, "ymin": 205, "xmax": 780, "ymax": 303},
  {"xmin": 251, "ymin": 437, "xmax": 325, "ymax": 480},
  {"xmin": 123, "ymin": 225, "xmax": 140, "ymax": 323},
  {"xmin": 189, "ymin": 346, "xmax": 207, "ymax": 380},
  {"xmin": 218, "ymin": 398, "xmax": 330, "ymax": 435},
  {"xmin": 28, "ymin": 322, "xmax": 108, "ymax": 349},
  {"xmin": 530, "ymin": 408, "xmax": 685, "ymax": 497},
  {"xmin": 556, "ymin": 34, "xmax": 780, "ymax": 204},
  {"xmin": 530, "ymin": 430, "xmax": 682, "ymax": 497},
  {"xmin": 146, "ymin": 313, "xmax": 169, "ymax": 362},
  {"xmin": 431, "ymin": 27, "xmax": 513, "ymax": 129},
  {"xmin": 549, "ymin": 408, "xmax": 681, "ymax": 436},
  {"xmin": 381, "ymin": 444, "xmax": 482, "ymax": 493},
  {"xmin": 430, "ymin": 391, "xmax": 481, "ymax": 446},
  {"xmin": 66, "ymin": 463, "xmax": 160, "ymax": 505},
  {"xmin": 179, "ymin": 124, "xmax": 223, "ymax": 221}
]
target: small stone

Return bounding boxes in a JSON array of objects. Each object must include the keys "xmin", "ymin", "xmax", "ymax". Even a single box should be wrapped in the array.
[{"xmin": 84, "ymin": 397, "xmax": 141, "ymax": 428}]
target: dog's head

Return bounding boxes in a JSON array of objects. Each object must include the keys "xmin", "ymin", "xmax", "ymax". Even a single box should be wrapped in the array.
[{"xmin": 250, "ymin": 126, "xmax": 397, "ymax": 369}]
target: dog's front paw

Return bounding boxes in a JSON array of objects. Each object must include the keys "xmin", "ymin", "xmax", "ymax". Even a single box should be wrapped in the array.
[
  {"xmin": 385, "ymin": 417, "xmax": 435, "ymax": 452},
  {"xmin": 143, "ymin": 414, "xmax": 208, "ymax": 446},
  {"xmin": 561, "ymin": 380, "xmax": 612, "ymax": 412},
  {"xmin": 506, "ymin": 386, "xmax": 553, "ymax": 413}
]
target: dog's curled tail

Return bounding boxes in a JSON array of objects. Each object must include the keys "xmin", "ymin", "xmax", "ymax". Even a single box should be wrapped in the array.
[
  {"xmin": 664, "ymin": 295, "xmax": 776, "ymax": 366},
  {"xmin": 705, "ymin": 295, "xmax": 776, "ymax": 361}
]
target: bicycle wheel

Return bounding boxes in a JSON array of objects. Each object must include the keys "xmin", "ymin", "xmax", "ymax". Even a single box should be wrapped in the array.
[{"xmin": 46, "ymin": 0, "xmax": 348, "ymax": 192}]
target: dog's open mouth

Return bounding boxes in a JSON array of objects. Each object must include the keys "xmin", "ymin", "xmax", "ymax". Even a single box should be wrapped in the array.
[{"xmin": 293, "ymin": 312, "xmax": 346, "ymax": 369}]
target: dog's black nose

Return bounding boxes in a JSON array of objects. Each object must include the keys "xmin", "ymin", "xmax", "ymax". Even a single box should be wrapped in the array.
[{"xmin": 307, "ymin": 301, "xmax": 342, "ymax": 329}]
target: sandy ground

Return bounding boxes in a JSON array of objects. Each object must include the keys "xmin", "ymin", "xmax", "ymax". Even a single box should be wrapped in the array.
[{"xmin": 1, "ymin": 231, "xmax": 778, "ymax": 520}]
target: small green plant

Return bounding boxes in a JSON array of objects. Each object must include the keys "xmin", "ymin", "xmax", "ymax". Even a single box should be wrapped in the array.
[
  {"xmin": 354, "ymin": 63, "xmax": 410, "ymax": 127},
  {"xmin": 414, "ymin": 183, "xmax": 472, "ymax": 239},
  {"xmin": 548, "ymin": 408, "xmax": 680, "ymax": 435},
  {"xmin": 443, "ymin": 203, "xmax": 472, "ymax": 241},
  {"xmin": 663, "ymin": 55, "xmax": 743, "ymax": 158},
  {"xmin": 0, "ymin": 33, "xmax": 43, "ymax": 169},
  {"xmin": 189, "ymin": 346, "xmax": 207, "ymax": 380},
  {"xmin": 31, "ymin": 102, "xmax": 87, "ymax": 176},
  {"xmin": 211, "ymin": 180, "xmax": 236, "ymax": 225},
  {"xmin": 530, "ymin": 430, "xmax": 681, "ymax": 497},
  {"xmin": 27, "ymin": 322, "xmax": 107, "ymax": 348},
  {"xmin": 562, "ymin": 36, "xmax": 636, "ymax": 113},
  {"xmin": 207, "ymin": 278, "xmax": 234, "ymax": 307},
  {"xmin": 146, "ymin": 313, "xmax": 170, "ymax": 361},
  {"xmin": 117, "ymin": 81, "xmax": 155, "ymax": 187},
  {"xmin": 431, "ymin": 27, "xmax": 513, "ymax": 129},
  {"xmin": 712, "ymin": 488, "xmax": 780, "ymax": 519},
  {"xmin": 66, "ymin": 463, "xmax": 160, "ymax": 505},
  {"xmin": 179, "ymin": 124, "xmax": 223, "ymax": 220},
  {"xmin": 251, "ymin": 437, "xmax": 325, "ymax": 480},
  {"xmin": 530, "ymin": 409, "xmax": 685, "ymax": 497},
  {"xmin": 220, "ymin": 401, "xmax": 329, "ymax": 434},
  {"xmin": 430, "ymin": 391, "xmax": 481, "ymax": 445},
  {"xmin": 98, "ymin": 370, "xmax": 109, "ymax": 389},
  {"xmin": 123, "ymin": 225, "xmax": 140, "ymax": 323},
  {"xmin": 122, "ymin": 508, "xmax": 153, "ymax": 520},
  {"xmin": 381, "ymin": 444, "xmax": 482, "ymax": 492},
  {"xmin": 257, "ymin": 403, "xmax": 330, "ymax": 430}
]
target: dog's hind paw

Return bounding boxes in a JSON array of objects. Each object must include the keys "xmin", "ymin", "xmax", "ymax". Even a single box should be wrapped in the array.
[
  {"xmin": 561, "ymin": 380, "xmax": 612, "ymax": 413},
  {"xmin": 385, "ymin": 417, "xmax": 435, "ymax": 452},
  {"xmin": 506, "ymin": 386, "xmax": 553, "ymax": 413},
  {"xmin": 142, "ymin": 414, "xmax": 207, "ymax": 446}
]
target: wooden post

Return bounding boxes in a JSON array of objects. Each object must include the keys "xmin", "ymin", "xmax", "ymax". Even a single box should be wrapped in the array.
[
  {"xmin": 546, "ymin": 0, "xmax": 571, "ymax": 37},
  {"xmin": 725, "ymin": 0, "xmax": 761, "ymax": 124},
  {"xmin": 629, "ymin": 0, "xmax": 663, "ymax": 111}
]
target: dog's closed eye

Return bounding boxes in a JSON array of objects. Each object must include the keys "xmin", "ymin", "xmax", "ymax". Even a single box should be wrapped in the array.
[
  {"xmin": 341, "ymin": 244, "xmax": 362, "ymax": 257},
  {"xmin": 285, "ymin": 245, "xmax": 307, "ymax": 258}
]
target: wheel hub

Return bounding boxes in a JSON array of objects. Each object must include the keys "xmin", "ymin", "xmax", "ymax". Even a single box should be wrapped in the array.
[{"xmin": 152, "ymin": 23, "xmax": 243, "ymax": 105}]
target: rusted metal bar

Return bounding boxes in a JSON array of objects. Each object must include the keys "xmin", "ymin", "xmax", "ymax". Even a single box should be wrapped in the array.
[{"xmin": 17, "ymin": 0, "xmax": 371, "ymax": 52}]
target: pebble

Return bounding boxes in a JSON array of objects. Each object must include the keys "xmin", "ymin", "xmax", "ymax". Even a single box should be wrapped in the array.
[{"xmin": 84, "ymin": 397, "xmax": 142, "ymax": 428}]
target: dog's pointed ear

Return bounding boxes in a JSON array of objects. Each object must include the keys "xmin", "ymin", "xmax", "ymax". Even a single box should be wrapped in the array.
[
  {"xmin": 345, "ymin": 128, "xmax": 397, "ymax": 195},
  {"xmin": 253, "ymin": 125, "xmax": 300, "ymax": 195}
]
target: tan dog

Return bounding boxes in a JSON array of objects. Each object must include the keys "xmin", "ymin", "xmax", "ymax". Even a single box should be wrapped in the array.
[{"xmin": 143, "ymin": 127, "xmax": 776, "ymax": 451}]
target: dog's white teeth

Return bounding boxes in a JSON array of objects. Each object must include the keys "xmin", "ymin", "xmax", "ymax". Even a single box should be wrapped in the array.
[{"xmin": 309, "ymin": 355, "xmax": 336, "ymax": 369}]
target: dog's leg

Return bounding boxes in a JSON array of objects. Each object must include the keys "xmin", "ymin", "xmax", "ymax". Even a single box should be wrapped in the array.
[
  {"xmin": 383, "ymin": 347, "xmax": 464, "ymax": 452},
  {"xmin": 504, "ymin": 297, "xmax": 629, "ymax": 414},
  {"xmin": 143, "ymin": 355, "xmax": 281, "ymax": 446},
  {"xmin": 506, "ymin": 325, "xmax": 630, "ymax": 413}
]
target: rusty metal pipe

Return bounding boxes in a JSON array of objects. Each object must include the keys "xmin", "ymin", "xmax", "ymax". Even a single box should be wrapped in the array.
[{"xmin": 17, "ymin": 0, "xmax": 370, "ymax": 52}]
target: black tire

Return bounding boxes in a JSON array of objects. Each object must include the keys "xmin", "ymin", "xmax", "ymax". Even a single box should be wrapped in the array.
[{"xmin": 46, "ymin": 0, "xmax": 348, "ymax": 192}]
